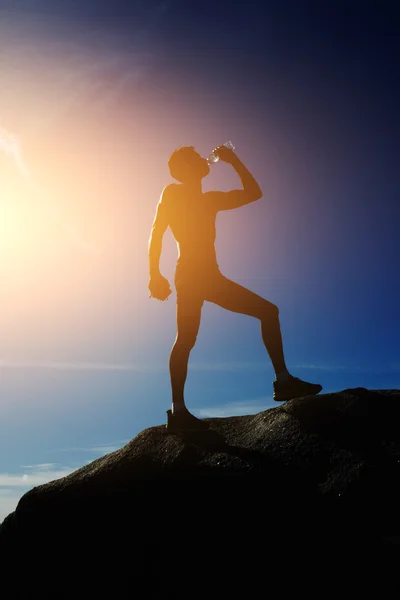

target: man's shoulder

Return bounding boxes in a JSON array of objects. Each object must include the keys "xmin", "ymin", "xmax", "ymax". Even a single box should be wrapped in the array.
[
  {"xmin": 159, "ymin": 183, "xmax": 181, "ymax": 207},
  {"xmin": 162, "ymin": 183, "xmax": 181, "ymax": 197}
]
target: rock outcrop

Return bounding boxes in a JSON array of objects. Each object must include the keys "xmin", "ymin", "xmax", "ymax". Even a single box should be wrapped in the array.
[{"xmin": 1, "ymin": 388, "xmax": 399, "ymax": 597}]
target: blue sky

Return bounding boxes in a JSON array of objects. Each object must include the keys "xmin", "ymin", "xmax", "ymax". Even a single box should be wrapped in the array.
[{"xmin": 0, "ymin": 1, "xmax": 399, "ymax": 522}]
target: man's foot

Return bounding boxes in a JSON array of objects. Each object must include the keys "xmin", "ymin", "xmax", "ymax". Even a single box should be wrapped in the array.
[
  {"xmin": 166, "ymin": 408, "xmax": 209, "ymax": 433},
  {"xmin": 273, "ymin": 376, "xmax": 323, "ymax": 402}
]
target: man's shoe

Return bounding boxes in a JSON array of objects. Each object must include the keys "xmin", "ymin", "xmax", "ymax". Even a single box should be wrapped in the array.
[
  {"xmin": 273, "ymin": 376, "xmax": 323, "ymax": 402},
  {"xmin": 166, "ymin": 408, "xmax": 209, "ymax": 433}
]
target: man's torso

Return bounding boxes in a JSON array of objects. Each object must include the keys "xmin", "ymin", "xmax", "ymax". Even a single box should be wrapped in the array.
[{"xmin": 163, "ymin": 184, "xmax": 219, "ymax": 276}]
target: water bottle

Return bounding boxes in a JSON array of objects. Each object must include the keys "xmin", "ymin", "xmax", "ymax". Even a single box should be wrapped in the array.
[{"xmin": 207, "ymin": 141, "xmax": 235, "ymax": 164}]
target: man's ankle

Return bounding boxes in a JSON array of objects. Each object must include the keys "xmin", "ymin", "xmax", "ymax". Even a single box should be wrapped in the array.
[
  {"xmin": 172, "ymin": 402, "xmax": 186, "ymax": 414},
  {"xmin": 275, "ymin": 370, "xmax": 290, "ymax": 382}
]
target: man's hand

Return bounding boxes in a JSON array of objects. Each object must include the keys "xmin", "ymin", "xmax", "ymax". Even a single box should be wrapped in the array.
[
  {"xmin": 148, "ymin": 274, "xmax": 172, "ymax": 301},
  {"xmin": 212, "ymin": 145, "xmax": 238, "ymax": 164}
]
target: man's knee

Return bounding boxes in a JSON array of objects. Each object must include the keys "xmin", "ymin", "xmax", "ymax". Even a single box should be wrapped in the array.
[
  {"xmin": 173, "ymin": 332, "xmax": 198, "ymax": 352},
  {"xmin": 260, "ymin": 301, "xmax": 279, "ymax": 320}
]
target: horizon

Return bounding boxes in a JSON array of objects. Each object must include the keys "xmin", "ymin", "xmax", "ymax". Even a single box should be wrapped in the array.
[{"xmin": 1, "ymin": 1, "xmax": 399, "ymax": 522}]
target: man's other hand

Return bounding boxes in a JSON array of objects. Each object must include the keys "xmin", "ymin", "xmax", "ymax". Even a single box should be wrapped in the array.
[{"xmin": 148, "ymin": 274, "xmax": 172, "ymax": 301}]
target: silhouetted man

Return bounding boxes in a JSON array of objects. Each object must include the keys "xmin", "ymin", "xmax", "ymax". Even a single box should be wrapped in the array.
[{"xmin": 148, "ymin": 144, "xmax": 322, "ymax": 431}]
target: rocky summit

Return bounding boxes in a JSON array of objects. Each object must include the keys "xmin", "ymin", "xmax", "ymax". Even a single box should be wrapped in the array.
[{"xmin": 1, "ymin": 387, "xmax": 399, "ymax": 598}]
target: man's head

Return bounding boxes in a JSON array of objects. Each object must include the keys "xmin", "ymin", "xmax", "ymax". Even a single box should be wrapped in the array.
[{"xmin": 168, "ymin": 146, "xmax": 210, "ymax": 183}]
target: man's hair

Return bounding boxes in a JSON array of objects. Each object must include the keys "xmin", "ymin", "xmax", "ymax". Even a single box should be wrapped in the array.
[{"xmin": 168, "ymin": 146, "xmax": 196, "ymax": 182}]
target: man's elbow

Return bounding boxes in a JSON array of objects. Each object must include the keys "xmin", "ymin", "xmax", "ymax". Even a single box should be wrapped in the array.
[{"xmin": 248, "ymin": 187, "xmax": 262, "ymax": 202}]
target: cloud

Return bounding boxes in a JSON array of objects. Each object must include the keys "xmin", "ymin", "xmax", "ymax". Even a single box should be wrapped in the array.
[
  {"xmin": 0, "ymin": 126, "xmax": 30, "ymax": 178},
  {"xmin": 293, "ymin": 363, "xmax": 352, "ymax": 372},
  {"xmin": 0, "ymin": 465, "xmax": 74, "ymax": 523},
  {"xmin": 0, "ymin": 4, "xmax": 168, "ymax": 132},
  {"xmin": 0, "ymin": 359, "xmax": 266, "ymax": 373},
  {"xmin": 196, "ymin": 398, "xmax": 272, "ymax": 418},
  {"xmin": 52, "ymin": 441, "xmax": 129, "ymax": 455},
  {"xmin": 2, "ymin": 359, "xmax": 399, "ymax": 375},
  {"xmin": 0, "ymin": 465, "xmax": 74, "ymax": 525},
  {"xmin": 190, "ymin": 362, "xmax": 269, "ymax": 372},
  {"xmin": 20, "ymin": 463, "xmax": 59, "ymax": 470},
  {"xmin": 27, "ymin": 46, "xmax": 149, "ymax": 131},
  {"xmin": 0, "ymin": 439, "xmax": 129, "ymax": 524},
  {"xmin": 84, "ymin": 444, "xmax": 127, "ymax": 454},
  {"xmin": 0, "ymin": 467, "xmax": 73, "ymax": 488},
  {"xmin": 293, "ymin": 363, "xmax": 400, "ymax": 374},
  {"xmin": 0, "ymin": 359, "xmax": 267, "ymax": 373},
  {"xmin": 0, "ymin": 5, "xmax": 172, "ymax": 259},
  {"xmin": 0, "ymin": 359, "xmax": 166, "ymax": 372}
]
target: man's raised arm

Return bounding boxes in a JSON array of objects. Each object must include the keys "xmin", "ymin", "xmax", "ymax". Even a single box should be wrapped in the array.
[
  {"xmin": 211, "ymin": 146, "xmax": 262, "ymax": 211},
  {"xmin": 148, "ymin": 186, "xmax": 172, "ymax": 301}
]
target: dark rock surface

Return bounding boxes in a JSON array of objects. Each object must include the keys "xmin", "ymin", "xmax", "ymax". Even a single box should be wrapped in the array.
[{"xmin": 1, "ymin": 387, "xmax": 399, "ymax": 597}]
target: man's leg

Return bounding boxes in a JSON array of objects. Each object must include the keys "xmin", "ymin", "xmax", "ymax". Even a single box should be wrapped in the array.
[
  {"xmin": 167, "ymin": 292, "xmax": 210, "ymax": 431},
  {"xmin": 206, "ymin": 272, "xmax": 322, "ymax": 401},
  {"xmin": 169, "ymin": 292, "xmax": 203, "ymax": 410},
  {"xmin": 206, "ymin": 273, "xmax": 288, "ymax": 377}
]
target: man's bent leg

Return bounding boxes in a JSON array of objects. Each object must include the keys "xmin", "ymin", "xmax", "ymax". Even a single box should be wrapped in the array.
[
  {"xmin": 206, "ymin": 273, "xmax": 288, "ymax": 377},
  {"xmin": 206, "ymin": 272, "xmax": 322, "ymax": 401}
]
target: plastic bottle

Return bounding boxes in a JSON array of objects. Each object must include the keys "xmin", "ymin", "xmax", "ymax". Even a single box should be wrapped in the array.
[{"xmin": 207, "ymin": 141, "xmax": 236, "ymax": 164}]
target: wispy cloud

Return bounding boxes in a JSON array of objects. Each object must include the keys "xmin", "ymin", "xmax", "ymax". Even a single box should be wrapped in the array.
[
  {"xmin": 293, "ymin": 363, "xmax": 400, "ymax": 374},
  {"xmin": 0, "ymin": 439, "xmax": 130, "ymax": 523},
  {"xmin": 196, "ymin": 398, "xmax": 272, "ymax": 418},
  {"xmin": 0, "ymin": 359, "xmax": 165, "ymax": 372},
  {"xmin": 0, "ymin": 358, "xmax": 340, "ymax": 374},
  {"xmin": 0, "ymin": 126, "xmax": 30, "ymax": 178},
  {"xmin": 51, "ymin": 441, "xmax": 129, "ymax": 455},
  {"xmin": 2, "ymin": 359, "xmax": 399, "ymax": 375},
  {"xmin": 190, "ymin": 362, "xmax": 269, "ymax": 372},
  {"xmin": 0, "ymin": 464, "xmax": 74, "ymax": 524},
  {"xmin": 0, "ymin": 6, "xmax": 172, "ymax": 259},
  {"xmin": 0, "ymin": 467, "xmax": 73, "ymax": 488},
  {"xmin": 293, "ymin": 363, "xmax": 352, "ymax": 372},
  {"xmin": 0, "ymin": 4, "xmax": 167, "ymax": 132},
  {"xmin": 20, "ymin": 463, "xmax": 59, "ymax": 470},
  {"xmin": 29, "ymin": 46, "xmax": 149, "ymax": 131}
]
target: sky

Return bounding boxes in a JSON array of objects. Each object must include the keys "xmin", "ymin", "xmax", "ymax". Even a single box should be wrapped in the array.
[{"xmin": 0, "ymin": 0, "xmax": 399, "ymax": 522}]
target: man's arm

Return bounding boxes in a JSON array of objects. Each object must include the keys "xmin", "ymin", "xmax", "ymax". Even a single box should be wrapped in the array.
[
  {"xmin": 148, "ymin": 195, "xmax": 168, "ymax": 277},
  {"xmin": 148, "ymin": 186, "xmax": 172, "ymax": 300},
  {"xmin": 211, "ymin": 146, "xmax": 262, "ymax": 211}
]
